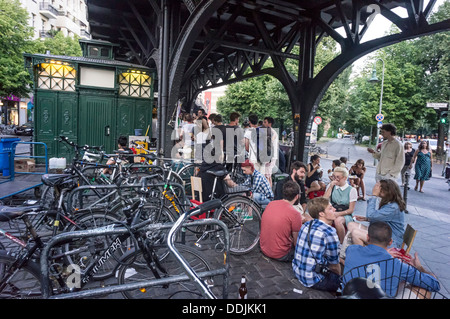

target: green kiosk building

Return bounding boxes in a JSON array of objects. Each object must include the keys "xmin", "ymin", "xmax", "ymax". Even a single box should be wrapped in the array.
[{"xmin": 24, "ymin": 39, "xmax": 156, "ymax": 160}]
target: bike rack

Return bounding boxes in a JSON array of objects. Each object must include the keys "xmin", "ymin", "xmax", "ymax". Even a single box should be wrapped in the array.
[{"xmin": 40, "ymin": 218, "xmax": 230, "ymax": 299}]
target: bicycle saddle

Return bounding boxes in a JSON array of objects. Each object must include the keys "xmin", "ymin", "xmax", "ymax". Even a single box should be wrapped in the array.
[
  {"xmin": 41, "ymin": 173, "xmax": 73, "ymax": 187},
  {"xmin": 341, "ymin": 277, "xmax": 391, "ymax": 299},
  {"xmin": 206, "ymin": 169, "xmax": 229, "ymax": 177},
  {"xmin": 0, "ymin": 205, "xmax": 42, "ymax": 222}
]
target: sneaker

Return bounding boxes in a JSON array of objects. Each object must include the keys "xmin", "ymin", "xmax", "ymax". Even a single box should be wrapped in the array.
[{"xmin": 242, "ymin": 211, "xmax": 253, "ymax": 220}]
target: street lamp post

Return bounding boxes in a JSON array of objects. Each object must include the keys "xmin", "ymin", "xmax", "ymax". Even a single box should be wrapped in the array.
[{"xmin": 369, "ymin": 58, "xmax": 385, "ymax": 165}]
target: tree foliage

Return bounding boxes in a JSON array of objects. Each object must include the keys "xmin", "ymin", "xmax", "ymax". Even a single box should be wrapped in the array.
[
  {"xmin": 346, "ymin": 1, "xmax": 449, "ymax": 137},
  {"xmin": 33, "ymin": 31, "xmax": 83, "ymax": 57},
  {"xmin": 0, "ymin": 0, "xmax": 83, "ymax": 99},
  {"xmin": 0, "ymin": 0, "xmax": 34, "ymax": 98}
]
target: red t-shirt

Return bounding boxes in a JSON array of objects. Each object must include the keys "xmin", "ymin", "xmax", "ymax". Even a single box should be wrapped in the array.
[{"xmin": 260, "ymin": 200, "xmax": 303, "ymax": 259}]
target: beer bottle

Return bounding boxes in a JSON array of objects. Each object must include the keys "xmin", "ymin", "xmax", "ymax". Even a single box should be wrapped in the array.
[{"xmin": 238, "ymin": 275, "xmax": 248, "ymax": 299}]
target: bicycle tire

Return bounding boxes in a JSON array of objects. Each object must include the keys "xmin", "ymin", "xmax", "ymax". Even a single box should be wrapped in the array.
[
  {"xmin": 214, "ymin": 195, "xmax": 261, "ymax": 255},
  {"xmin": 117, "ymin": 244, "xmax": 212, "ymax": 299},
  {"xmin": 62, "ymin": 204, "xmax": 176, "ymax": 281},
  {"xmin": 0, "ymin": 250, "xmax": 45, "ymax": 299},
  {"xmin": 40, "ymin": 185, "xmax": 55, "ymax": 209}
]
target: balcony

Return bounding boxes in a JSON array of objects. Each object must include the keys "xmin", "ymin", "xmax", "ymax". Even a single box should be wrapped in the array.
[
  {"xmin": 80, "ymin": 29, "xmax": 91, "ymax": 39},
  {"xmin": 39, "ymin": 2, "xmax": 58, "ymax": 19},
  {"xmin": 39, "ymin": 30, "xmax": 53, "ymax": 38}
]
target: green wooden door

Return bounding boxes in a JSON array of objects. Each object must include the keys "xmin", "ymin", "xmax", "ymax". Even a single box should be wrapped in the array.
[
  {"xmin": 57, "ymin": 92, "xmax": 78, "ymax": 159},
  {"xmin": 117, "ymin": 98, "xmax": 152, "ymax": 139},
  {"xmin": 117, "ymin": 99, "xmax": 135, "ymax": 138},
  {"xmin": 135, "ymin": 99, "xmax": 151, "ymax": 135},
  {"xmin": 35, "ymin": 91, "xmax": 57, "ymax": 161},
  {"xmin": 79, "ymin": 95, "xmax": 115, "ymax": 153}
]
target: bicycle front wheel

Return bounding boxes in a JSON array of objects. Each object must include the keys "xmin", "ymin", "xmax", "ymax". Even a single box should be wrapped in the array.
[
  {"xmin": 62, "ymin": 211, "xmax": 126, "ymax": 281},
  {"xmin": 0, "ymin": 251, "xmax": 44, "ymax": 299},
  {"xmin": 117, "ymin": 244, "xmax": 212, "ymax": 299},
  {"xmin": 214, "ymin": 195, "xmax": 261, "ymax": 255}
]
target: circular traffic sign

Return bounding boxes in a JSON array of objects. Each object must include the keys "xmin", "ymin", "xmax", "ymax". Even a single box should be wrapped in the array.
[
  {"xmin": 375, "ymin": 113, "xmax": 384, "ymax": 121},
  {"xmin": 314, "ymin": 116, "xmax": 322, "ymax": 125}
]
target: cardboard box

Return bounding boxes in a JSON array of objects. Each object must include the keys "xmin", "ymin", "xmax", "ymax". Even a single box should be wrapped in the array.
[{"xmin": 14, "ymin": 158, "xmax": 35, "ymax": 172}]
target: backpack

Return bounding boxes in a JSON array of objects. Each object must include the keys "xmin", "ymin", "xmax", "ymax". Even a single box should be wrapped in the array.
[{"xmin": 254, "ymin": 127, "xmax": 273, "ymax": 163}]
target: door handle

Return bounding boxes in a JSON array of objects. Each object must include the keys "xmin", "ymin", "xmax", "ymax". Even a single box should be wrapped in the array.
[{"xmin": 105, "ymin": 125, "xmax": 110, "ymax": 136}]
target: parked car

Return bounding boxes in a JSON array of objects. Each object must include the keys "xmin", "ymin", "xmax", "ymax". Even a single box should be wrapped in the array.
[
  {"xmin": 422, "ymin": 139, "xmax": 438, "ymax": 152},
  {"xmin": 14, "ymin": 121, "xmax": 33, "ymax": 136}
]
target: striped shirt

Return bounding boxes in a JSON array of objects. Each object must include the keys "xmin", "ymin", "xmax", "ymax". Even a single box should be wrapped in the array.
[{"xmin": 292, "ymin": 219, "xmax": 340, "ymax": 287}]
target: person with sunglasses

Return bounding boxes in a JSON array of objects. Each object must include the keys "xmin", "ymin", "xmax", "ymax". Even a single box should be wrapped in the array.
[{"xmin": 324, "ymin": 166, "xmax": 357, "ymax": 243}]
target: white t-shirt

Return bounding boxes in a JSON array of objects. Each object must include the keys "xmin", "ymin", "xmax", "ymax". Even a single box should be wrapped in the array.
[
  {"xmin": 244, "ymin": 127, "xmax": 257, "ymax": 162},
  {"xmin": 182, "ymin": 123, "xmax": 195, "ymax": 146}
]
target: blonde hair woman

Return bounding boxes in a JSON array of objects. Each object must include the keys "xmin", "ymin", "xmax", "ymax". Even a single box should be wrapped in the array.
[{"xmin": 324, "ymin": 166, "xmax": 358, "ymax": 243}]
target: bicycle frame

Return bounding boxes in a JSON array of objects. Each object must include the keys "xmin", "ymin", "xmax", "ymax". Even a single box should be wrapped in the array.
[{"xmin": 40, "ymin": 202, "xmax": 230, "ymax": 299}]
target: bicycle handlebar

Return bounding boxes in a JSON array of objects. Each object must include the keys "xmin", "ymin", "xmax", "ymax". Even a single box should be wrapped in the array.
[{"xmin": 58, "ymin": 135, "xmax": 103, "ymax": 152}]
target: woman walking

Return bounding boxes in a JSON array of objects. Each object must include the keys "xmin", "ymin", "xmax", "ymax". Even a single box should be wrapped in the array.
[{"xmin": 412, "ymin": 140, "xmax": 432, "ymax": 193}]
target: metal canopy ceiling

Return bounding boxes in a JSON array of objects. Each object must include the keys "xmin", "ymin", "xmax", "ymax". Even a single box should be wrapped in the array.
[{"xmin": 86, "ymin": 0, "xmax": 450, "ymax": 160}]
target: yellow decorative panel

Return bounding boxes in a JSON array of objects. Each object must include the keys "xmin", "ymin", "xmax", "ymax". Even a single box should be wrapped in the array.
[
  {"xmin": 37, "ymin": 62, "xmax": 76, "ymax": 91},
  {"xmin": 118, "ymin": 71, "xmax": 151, "ymax": 98}
]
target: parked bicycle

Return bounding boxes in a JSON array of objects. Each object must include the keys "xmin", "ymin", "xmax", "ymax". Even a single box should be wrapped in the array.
[
  {"xmin": 38, "ymin": 186, "xmax": 229, "ymax": 299},
  {"xmin": 156, "ymin": 167, "xmax": 262, "ymax": 255}
]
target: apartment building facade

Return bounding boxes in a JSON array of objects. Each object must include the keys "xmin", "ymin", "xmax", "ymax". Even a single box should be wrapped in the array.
[{"xmin": 20, "ymin": 0, "xmax": 90, "ymax": 40}]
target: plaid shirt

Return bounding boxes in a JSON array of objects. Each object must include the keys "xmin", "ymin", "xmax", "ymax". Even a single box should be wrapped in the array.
[
  {"xmin": 242, "ymin": 170, "xmax": 274, "ymax": 201},
  {"xmin": 292, "ymin": 219, "xmax": 340, "ymax": 287}
]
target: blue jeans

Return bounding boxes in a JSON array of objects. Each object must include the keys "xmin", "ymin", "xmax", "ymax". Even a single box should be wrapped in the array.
[{"xmin": 252, "ymin": 192, "xmax": 271, "ymax": 206}]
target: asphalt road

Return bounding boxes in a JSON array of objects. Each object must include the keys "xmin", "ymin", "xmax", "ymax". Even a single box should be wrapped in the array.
[{"xmin": 317, "ymin": 138, "xmax": 449, "ymax": 215}]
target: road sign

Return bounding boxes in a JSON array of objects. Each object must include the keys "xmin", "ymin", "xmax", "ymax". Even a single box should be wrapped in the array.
[
  {"xmin": 314, "ymin": 116, "xmax": 322, "ymax": 125},
  {"xmin": 375, "ymin": 113, "xmax": 384, "ymax": 121},
  {"xmin": 377, "ymin": 121, "xmax": 383, "ymax": 128},
  {"xmin": 426, "ymin": 102, "xmax": 448, "ymax": 109}
]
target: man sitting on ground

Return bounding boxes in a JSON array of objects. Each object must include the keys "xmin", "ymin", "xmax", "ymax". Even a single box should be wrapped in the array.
[
  {"xmin": 260, "ymin": 180, "xmax": 303, "ymax": 262},
  {"xmin": 226, "ymin": 159, "xmax": 273, "ymax": 206},
  {"xmin": 343, "ymin": 221, "xmax": 440, "ymax": 298},
  {"xmin": 274, "ymin": 161, "xmax": 311, "ymax": 222},
  {"xmin": 292, "ymin": 197, "xmax": 341, "ymax": 293}
]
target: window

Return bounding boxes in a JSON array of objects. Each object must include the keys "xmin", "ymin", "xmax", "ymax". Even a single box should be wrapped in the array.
[
  {"xmin": 101, "ymin": 48, "xmax": 109, "ymax": 58},
  {"xmin": 119, "ymin": 71, "xmax": 152, "ymax": 98},
  {"xmin": 87, "ymin": 45, "xmax": 111, "ymax": 59},
  {"xmin": 37, "ymin": 62, "xmax": 76, "ymax": 91}
]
